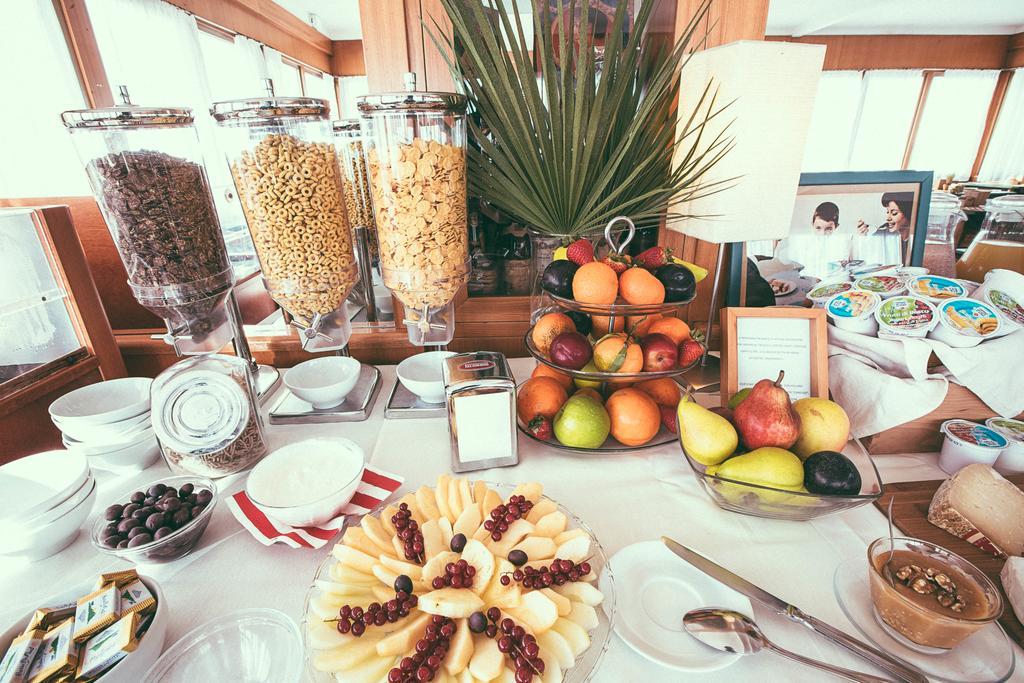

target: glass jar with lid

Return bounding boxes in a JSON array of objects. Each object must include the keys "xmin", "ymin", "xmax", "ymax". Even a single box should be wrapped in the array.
[
  {"xmin": 922, "ymin": 192, "xmax": 965, "ymax": 277},
  {"xmin": 358, "ymin": 79, "xmax": 470, "ymax": 345},
  {"xmin": 211, "ymin": 86, "xmax": 358, "ymax": 352},
  {"xmin": 957, "ymin": 194, "xmax": 1024, "ymax": 281},
  {"xmin": 332, "ymin": 119, "xmax": 377, "ymax": 258},
  {"xmin": 152, "ymin": 354, "xmax": 268, "ymax": 478},
  {"xmin": 62, "ymin": 89, "xmax": 234, "ymax": 354}
]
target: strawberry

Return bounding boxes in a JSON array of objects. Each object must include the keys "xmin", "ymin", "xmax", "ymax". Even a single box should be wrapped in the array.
[
  {"xmin": 527, "ymin": 414, "xmax": 553, "ymax": 441},
  {"xmin": 600, "ymin": 253, "xmax": 631, "ymax": 274},
  {"xmin": 635, "ymin": 246, "xmax": 672, "ymax": 270},
  {"xmin": 678, "ymin": 339, "xmax": 705, "ymax": 367},
  {"xmin": 566, "ymin": 239, "xmax": 594, "ymax": 265},
  {"xmin": 659, "ymin": 405, "xmax": 678, "ymax": 434}
]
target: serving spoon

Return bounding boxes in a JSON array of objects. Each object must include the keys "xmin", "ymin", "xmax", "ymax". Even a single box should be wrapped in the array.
[{"xmin": 684, "ymin": 608, "xmax": 895, "ymax": 683}]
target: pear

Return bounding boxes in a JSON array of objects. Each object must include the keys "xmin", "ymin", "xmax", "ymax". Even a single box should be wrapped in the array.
[
  {"xmin": 791, "ymin": 397, "xmax": 851, "ymax": 459},
  {"xmin": 677, "ymin": 399, "xmax": 738, "ymax": 466},
  {"xmin": 712, "ymin": 447, "xmax": 804, "ymax": 488},
  {"xmin": 733, "ymin": 371, "xmax": 801, "ymax": 450}
]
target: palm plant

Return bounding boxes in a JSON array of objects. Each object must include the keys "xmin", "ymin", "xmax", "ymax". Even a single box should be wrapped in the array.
[{"xmin": 434, "ymin": 0, "xmax": 735, "ymax": 238}]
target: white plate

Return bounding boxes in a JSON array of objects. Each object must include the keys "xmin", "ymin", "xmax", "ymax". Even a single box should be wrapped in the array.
[
  {"xmin": 48, "ymin": 376, "xmax": 152, "ymax": 423},
  {"xmin": 0, "ymin": 449, "xmax": 89, "ymax": 522},
  {"xmin": 599, "ymin": 540, "xmax": 752, "ymax": 672}
]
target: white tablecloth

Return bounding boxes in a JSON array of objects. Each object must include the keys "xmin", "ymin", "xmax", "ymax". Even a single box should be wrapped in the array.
[{"xmin": 2, "ymin": 359, "xmax": 1020, "ymax": 682}]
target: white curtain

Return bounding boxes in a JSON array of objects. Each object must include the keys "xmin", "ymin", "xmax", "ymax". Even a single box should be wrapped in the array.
[
  {"xmin": 338, "ymin": 76, "xmax": 370, "ymax": 120},
  {"xmin": 848, "ymin": 70, "xmax": 923, "ymax": 171},
  {"xmin": 263, "ymin": 46, "xmax": 303, "ymax": 96},
  {"xmin": 909, "ymin": 70, "xmax": 999, "ymax": 180},
  {"xmin": 0, "ymin": 2, "xmax": 91, "ymax": 197},
  {"xmin": 800, "ymin": 71, "xmax": 863, "ymax": 172},
  {"xmin": 980, "ymin": 69, "xmax": 1024, "ymax": 182}
]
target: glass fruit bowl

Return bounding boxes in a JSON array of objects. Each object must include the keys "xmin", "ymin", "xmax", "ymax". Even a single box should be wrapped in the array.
[
  {"xmin": 524, "ymin": 328, "xmax": 702, "ymax": 382},
  {"xmin": 679, "ymin": 438, "xmax": 883, "ymax": 521},
  {"xmin": 302, "ymin": 482, "xmax": 615, "ymax": 683}
]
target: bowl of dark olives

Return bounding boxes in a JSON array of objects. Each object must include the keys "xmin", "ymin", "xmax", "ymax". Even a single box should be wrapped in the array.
[{"xmin": 91, "ymin": 475, "xmax": 216, "ymax": 564}]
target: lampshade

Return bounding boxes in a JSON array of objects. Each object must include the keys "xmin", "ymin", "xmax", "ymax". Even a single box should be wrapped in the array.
[{"xmin": 667, "ymin": 40, "xmax": 826, "ymax": 244}]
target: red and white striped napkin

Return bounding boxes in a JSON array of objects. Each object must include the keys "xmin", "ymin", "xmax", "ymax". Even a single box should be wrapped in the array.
[{"xmin": 226, "ymin": 465, "xmax": 404, "ymax": 549}]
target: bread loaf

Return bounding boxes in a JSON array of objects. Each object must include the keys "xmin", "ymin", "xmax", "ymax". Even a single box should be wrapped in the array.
[{"xmin": 927, "ymin": 463, "xmax": 1024, "ymax": 558}]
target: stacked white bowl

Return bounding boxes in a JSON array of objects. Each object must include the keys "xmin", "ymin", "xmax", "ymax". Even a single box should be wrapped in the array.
[
  {"xmin": 49, "ymin": 377, "xmax": 159, "ymax": 474},
  {"xmin": 0, "ymin": 450, "xmax": 96, "ymax": 559}
]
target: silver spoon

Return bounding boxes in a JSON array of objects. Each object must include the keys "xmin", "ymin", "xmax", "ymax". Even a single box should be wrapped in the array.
[{"xmin": 684, "ymin": 608, "xmax": 894, "ymax": 683}]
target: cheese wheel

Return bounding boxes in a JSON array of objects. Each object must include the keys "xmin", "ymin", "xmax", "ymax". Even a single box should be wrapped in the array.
[{"xmin": 928, "ymin": 463, "xmax": 1024, "ymax": 557}]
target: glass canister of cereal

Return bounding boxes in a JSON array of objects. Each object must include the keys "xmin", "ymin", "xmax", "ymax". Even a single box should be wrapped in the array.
[
  {"xmin": 357, "ymin": 84, "xmax": 470, "ymax": 345},
  {"xmin": 211, "ymin": 86, "xmax": 358, "ymax": 352}
]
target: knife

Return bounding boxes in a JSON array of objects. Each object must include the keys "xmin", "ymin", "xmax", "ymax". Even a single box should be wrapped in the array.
[{"xmin": 662, "ymin": 537, "xmax": 928, "ymax": 683}]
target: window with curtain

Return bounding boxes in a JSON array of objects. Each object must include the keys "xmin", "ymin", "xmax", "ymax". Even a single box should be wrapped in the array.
[
  {"xmin": 980, "ymin": 69, "xmax": 1024, "ymax": 183},
  {"xmin": 800, "ymin": 71, "xmax": 863, "ymax": 172},
  {"xmin": 275, "ymin": 58, "xmax": 304, "ymax": 96},
  {"xmin": 338, "ymin": 76, "xmax": 370, "ymax": 120},
  {"xmin": 909, "ymin": 70, "xmax": 998, "ymax": 180},
  {"xmin": 0, "ymin": 2, "xmax": 91, "ymax": 197},
  {"xmin": 304, "ymin": 70, "xmax": 340, "ymax": 117},
  {"xmin": 848, "ymin": 70, "xmax": 923, "ymax": 171}
]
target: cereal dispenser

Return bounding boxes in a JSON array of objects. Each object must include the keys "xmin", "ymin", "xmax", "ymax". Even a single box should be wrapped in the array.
[
  {"xmin": 212, "ymin": 84, "xmax": 359, "ymax": 353},
  {"xmin": 358, "ymin": 76, "xmax": 470, "ymax": 346},
  {"xmin": 61, "ymin": 88, "xmax": 279, "ymax": 399},
  {"xmin": 332, "ymin": 119, "xmax": 388, "ymax": 326}
]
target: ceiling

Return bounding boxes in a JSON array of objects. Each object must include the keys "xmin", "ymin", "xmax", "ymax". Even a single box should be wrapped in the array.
[
  {"xmin": 767, "ymin": 0, "xmax": 1024, "ymax": 36},
  {"xmin": 275, "ymin": 0, "xmax": 1024, "ymax": 41}
]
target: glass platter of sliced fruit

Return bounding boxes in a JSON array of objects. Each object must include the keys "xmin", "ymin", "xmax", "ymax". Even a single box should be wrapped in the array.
[{"xmin": 303, "ymin": 477, "xmax": 615, "ymax": 683}]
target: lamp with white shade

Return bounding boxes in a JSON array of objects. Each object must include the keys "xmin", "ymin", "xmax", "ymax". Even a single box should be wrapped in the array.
[{"xmin": 666, "ymin": 39, "xmax": 826, "ymax": 387}]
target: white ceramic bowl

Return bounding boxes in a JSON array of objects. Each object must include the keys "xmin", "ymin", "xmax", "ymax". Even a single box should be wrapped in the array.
[
  {"xmin": 62, "ymin": 424, "xmax": 156, "ymax": 454},
  {"xmin": 396, "ymin": 351, "xmax": 456, "ymax": 404},
  {"xmin": 0, "ymin": 575, "xmax": 167, "ymax": 680},
  {"xmin": 283, "ymin": 357, "xmax": 361, "ymax": 409},
  {"xmin": 82, "ymin": 436, "xmax": 161, "ymax": 473},
  {"xmin": 247, "ymin": 438, "xmax": 365, "ymax": 526},
  {"xmin": 1, "ymin": 477, "xmax": 96, "ymax": 559},
  {"xmin": 27, "ymin": 472, "xmax": 95, "ymax": 527},
  {"xmin": 49, "ymin": 376, "xmax": 152, "ymax": 425},
  {"xmin": 53, "ymin": 409, "xmax": 151, "ymax": 443},
  {"xmin": 0, "ymin": 449, "xmax": 89, "ymax": 523}
]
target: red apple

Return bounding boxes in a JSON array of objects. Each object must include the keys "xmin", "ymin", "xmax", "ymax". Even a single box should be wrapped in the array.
[
  {"xmin": 549, "ymin": 332, "xmax": 593, "ymax": 370},
  {"xmin": 640, "ymin": 333, "xmax": 678, "ymax": 372}
]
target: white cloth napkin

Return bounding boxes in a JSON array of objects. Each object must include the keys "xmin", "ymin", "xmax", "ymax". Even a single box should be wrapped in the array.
[{"xmin": 827, "ymin": 327, "xmax": 1024, "ymax": 437}]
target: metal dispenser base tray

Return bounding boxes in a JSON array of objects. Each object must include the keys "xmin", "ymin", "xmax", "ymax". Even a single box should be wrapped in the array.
[
  {"xmin": 254, "ymin": 364, "xmax": 282, "ymax": 404},
  {"xmin": 269, "ymin": 364, "xmax": 382, "ymax": 424},
  {"xmin": 385, "ymin": 380, "xmax": 447, "ymax": 419}
]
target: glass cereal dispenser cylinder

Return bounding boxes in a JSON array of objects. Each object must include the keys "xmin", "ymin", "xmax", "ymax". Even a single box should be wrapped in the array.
[
  {"xmin": 358, "ymin": 80, "xmax": 470, "ymax": 346},
  {"xmin": 61, "ymin": 93, "xmax": 234, "ymax": 355},
  {"xmin": 211, "ymin": 87, "xmax": 358, "ymax": 352}
]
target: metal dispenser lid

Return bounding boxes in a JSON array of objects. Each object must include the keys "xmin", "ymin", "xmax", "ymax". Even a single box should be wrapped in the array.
[
  {"xmin": 357, "ymin": 72, "xmax": 467, "ymax": 114},
  {"xmin": 153, "ymin": 369, "xmax": 251, "ymax": 454},
  {"xmin": 211, "ymin": 79, "xmax": 330, "ymax": 123},
  {"xmin": 61, "ymin": 86, "xmax": 193, "ymax": 129}
]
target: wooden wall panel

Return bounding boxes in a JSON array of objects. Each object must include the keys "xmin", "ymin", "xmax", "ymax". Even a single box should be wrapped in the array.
[
  {"xmin": 359, "ymin": 0, "xmax": 412, "ymax": 91},
  {"xmin": 766, "ymin": 34, "xmax": 1010, "ymax": 71},
  {"xmin": 165, "ymin": 0, "xmax": 333, "ymax": 72},
  {"xmin": 1007, "ymin": 32, "xmax": 1024, "ymax": 68},
  {"xmin": 331, "ymin": 40, "xmax": 366, "ymax": 76},
  {"xmin": 52, "ymin": 0, "xmax": 113, "ymax": 107},
  {"xmin": 418, "ymin": 0, "xmax": 456, "ymax": 91}
]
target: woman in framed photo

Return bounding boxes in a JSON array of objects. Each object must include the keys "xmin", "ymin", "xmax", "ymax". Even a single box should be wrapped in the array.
[{"xmin": 853, "ymin": 191, "xmax": 915, "ymax": 265}]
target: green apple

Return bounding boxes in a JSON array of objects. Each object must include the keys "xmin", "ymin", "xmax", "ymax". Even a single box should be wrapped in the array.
[
  {"xmin": 553, "ymin": 395, "xmax": 610, "ymax": 449},
  {"xmin": 573, "ymin": 361, "xmax": 603, "ymax": 390}
]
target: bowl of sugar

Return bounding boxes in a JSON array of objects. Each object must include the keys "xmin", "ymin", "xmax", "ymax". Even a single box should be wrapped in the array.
[{"xmin": 245, "ymin": 438, "xmax": 365, "ymax": 526}]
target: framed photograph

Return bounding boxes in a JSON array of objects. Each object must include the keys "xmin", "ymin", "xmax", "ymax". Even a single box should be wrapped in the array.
[
  {"xmin": 727, "ymin": 171, "xmax": 934, "ymax": 307},
  {"xmin": 720, "ymin": 307, "xmax": 829, "ymax": 407}
]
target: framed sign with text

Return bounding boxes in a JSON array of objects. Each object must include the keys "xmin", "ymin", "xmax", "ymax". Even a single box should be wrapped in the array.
[{"xmin": 720, "ymin": 307, "xmax": 829, "ymax": 407}]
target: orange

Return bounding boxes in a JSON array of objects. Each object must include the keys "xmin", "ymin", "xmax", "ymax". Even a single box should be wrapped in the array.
[
  {"xmin": 627, "ymin": 313, "xmax": 662, "ymax": 338},
  {"xmin": 517, "ymin": 377, "xmax": 568, "ymax": 421},
  {"xmin": 592, "ymin": 334, "xmax": 643, "ymax": 374},
  {"xmin": 574, "ymin": 387, "xmax": 604, "ymax": 404},
  {"xmin": 618, "ymin": 268, "xmax": 665, "ymax": 305},
  {"xmin": 606, "ymin": 388, "xmax": 661, "ymax": 446},
  {"xmin": 591, "ymin": 314, "xmax": 625, "ymax": 337},
  {"xmin": 531, "ymin": 312, "xmax": 576, "ymax": 356},
  {"xmin": 572, "ymin": 262, "xmax": 618, "ymax": 305},
  {"xmin": 647, "ymin": 317, "xmax": 691, "ymax": 346},
  {"xmin": 531, "ymin": 363, "xmax": 574, "ymax": 391},
  {"xmin": 634, "ymin": 377, "xmax": 681, "ymax": 407}
]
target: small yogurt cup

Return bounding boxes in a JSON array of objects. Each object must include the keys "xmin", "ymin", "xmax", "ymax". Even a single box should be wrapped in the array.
[
  {"xmin": 928, "ymin": 297, "xmax": 1002, "ymax": 348},
  {"xmin": 938, "ymin": 419, "xmax": 1008, "ymax": 474},
  {"xmin": 893, "ymin": 266, "xmax": 929, "ymax": 281},
  {"xmin": 907, "ymin": 275, "xmax": 968, "ymax": 303},
  {"xmin": 986, "ymin": 418, "xmax": 1024, "ymax": 475},
  {"xmin": 854, "ymin": 275, "xmax": 906, "ymax": 299},
  {"xmin": 826, "ymin": 290, "xmax": 881, "ymax": 335},
  {"xmin": 806, "ymin": 281, "xmax": 853, "ymax": 308},
  {"xmin": 973, "ymin": 269, "xmax": 1024, "ymax": 336},
  {"xmin": 874, "ymin": 296, "xmax": 937, "ymax": 339},
  {"xmin": 850, "ymin": 263, "xmax": 900, "ymax": 279}
]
